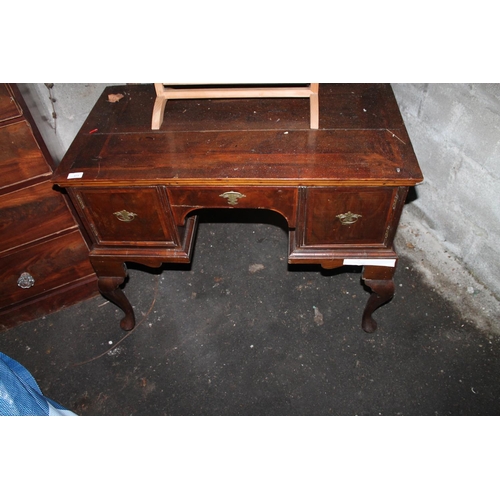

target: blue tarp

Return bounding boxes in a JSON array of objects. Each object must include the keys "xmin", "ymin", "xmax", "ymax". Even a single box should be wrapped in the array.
[{"xmin": 0, "ymin": 352, "xmax": 76, "ymax": 416}]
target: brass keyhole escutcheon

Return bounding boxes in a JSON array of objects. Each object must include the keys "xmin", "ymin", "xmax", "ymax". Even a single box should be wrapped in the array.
[
  {"xmin": 336, "ymin": 211, "xmax": 362, "ymax": 225},
  {"xmin": 219, "ymin": 191, "xmax": 246, "ymax": 206},
  {"xmin": 113, "ymin": 209, "xmax": 138, "ymax": 222}
]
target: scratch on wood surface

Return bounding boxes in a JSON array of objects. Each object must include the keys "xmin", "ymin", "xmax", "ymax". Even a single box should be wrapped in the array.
[{"xmin": 386, "ymin": 129, "xmax": 406, "ymax": 145}]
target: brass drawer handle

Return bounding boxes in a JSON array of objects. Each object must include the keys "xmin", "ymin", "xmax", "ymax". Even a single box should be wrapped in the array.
[
  {"xmin": 219, "ymin": 191, "xmax": 246, "ymax": 206},
  {"xmin": 336, "ymin": 211, "xmax": 362, "ymax": 225},
  {"xmin": 17, "ymin": 272, "xmax": 35, "ymax": 289},
  {"xmin": 113, "ymin": 209, "xmax": 138, "ymax": 222}
]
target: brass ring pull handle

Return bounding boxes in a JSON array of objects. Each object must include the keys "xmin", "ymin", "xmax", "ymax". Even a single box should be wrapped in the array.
[
  {"xmin": 18, "ymin": 272, "xmax": 35, "ymax": 289},
  {"xmin": 113, "ymin": 210, "xmax": 138, "ymax": 222},
  {"xmin": 336, "ymin": 211, "xmax": 362, "ymax": 225},
  {"xmin": 219, "ymin": 191, "xmax": 246, "ymax": 206}
]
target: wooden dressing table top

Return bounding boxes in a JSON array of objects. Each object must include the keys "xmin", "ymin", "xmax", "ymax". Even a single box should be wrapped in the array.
[{"xmin": 53, "ymin": 84, "xmax": 422, "ymax": 188}]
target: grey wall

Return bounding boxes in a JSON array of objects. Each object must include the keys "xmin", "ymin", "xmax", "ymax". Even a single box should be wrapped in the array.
[
  {"xmin": 18, "ymin": 83, "xmax": 500, "ymax": 306},
  {"xmin": 392, "ymin": 84, "xmax": 500, "ymax": 300},
  {"xmin": 18, "ymin": 84, "xmax": 117, "ymax": 164}
]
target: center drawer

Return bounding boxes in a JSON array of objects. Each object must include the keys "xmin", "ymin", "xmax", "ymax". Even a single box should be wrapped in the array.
[{"xmin": 167, "ymin": 186, "xmax": 298, "ymax": 227}]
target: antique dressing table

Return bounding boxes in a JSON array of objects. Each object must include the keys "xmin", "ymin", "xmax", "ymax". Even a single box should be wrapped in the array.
[{"xmin": 52, "ymin": 84, "xmax": 423, "ymax": 333}]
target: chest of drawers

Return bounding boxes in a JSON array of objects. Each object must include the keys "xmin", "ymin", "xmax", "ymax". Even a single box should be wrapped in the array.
[
  {"xmin": 52, "ymin": 83, "xmax": 423, "ymax": 333},
  {"xmin": 0, "ymin": 84, "xmax": 98, "ymax": 331}
]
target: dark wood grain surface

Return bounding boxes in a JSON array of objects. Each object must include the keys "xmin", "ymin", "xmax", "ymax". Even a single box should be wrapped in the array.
[{"xmin": 54, "ymin": 84, "xmax": 422, "ymax": 187}]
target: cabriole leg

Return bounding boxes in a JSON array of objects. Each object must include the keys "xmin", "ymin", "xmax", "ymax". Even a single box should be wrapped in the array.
[
  {"xmin": 90, "ymin": 258, "xmax": 135, "ymax": 331},
  {"xmin": 361, "ymin": 265, "xmax": 397, "ymax": 333},
  {"xmin": 97, "ymin": 276, "xmax": 135, "ymax": 331}
]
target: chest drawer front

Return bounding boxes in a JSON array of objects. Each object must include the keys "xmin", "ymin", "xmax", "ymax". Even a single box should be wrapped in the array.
[
  {"xmin": 0, "ymin": 121, "xmax": 52, "ymax": 190},
  {"xmin": 0, "ymin": 84, "xmax": 22, "ymax": 123},
  {"xmin": 299, "ymin": 187, "xmax": 398, "ymax": 247},
  {"xmin": 167, "ymin": 186, "xmax": 298, "ymax": 227},
  {"xmin": 0, "ymin": 231, "xmax": 94, "ymax": 310},
  {"xmin": 70, "ymin": 187, "xmax": 179, "ymax": 247},
  {"xmin": 0, "ymin": 181, "xmax": 77, "ymax": 254}
]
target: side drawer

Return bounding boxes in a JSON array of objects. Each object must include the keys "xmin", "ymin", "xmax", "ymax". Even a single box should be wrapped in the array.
[
  {"xmin": 296, "ymin": 187, "xmax": 400, "ymax": 248},
  {"xmin": 69, "ymin": 186, "xmax": 180, "ymax": 247},
  {"xmin": 0, "ymin": 230, "xmax": 94, "ymax": 310},
  {"xmin": 167, "ymin": 186, "xmax": 298, "ymax": 227}
]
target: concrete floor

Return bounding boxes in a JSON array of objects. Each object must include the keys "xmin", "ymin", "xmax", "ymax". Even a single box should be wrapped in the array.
[{"xmin": 1, "ymin": 209, "xmax": 500, "ymax": 416}]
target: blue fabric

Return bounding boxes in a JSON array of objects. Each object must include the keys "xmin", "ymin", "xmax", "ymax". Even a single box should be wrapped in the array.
[{"xmin": 0, "ymin": 352, "xmax": 76, "ymax": 416}]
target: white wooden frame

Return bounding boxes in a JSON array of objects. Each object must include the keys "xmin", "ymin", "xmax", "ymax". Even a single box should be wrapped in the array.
[{"xmin": 151, "ymin": 83, "xmax": 319, "ymax": 130}]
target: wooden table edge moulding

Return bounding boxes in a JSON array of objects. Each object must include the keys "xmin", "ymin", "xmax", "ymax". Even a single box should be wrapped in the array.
[{"xmin": 52, "ymin": 83, "xmax": 423, "ymax": 334}]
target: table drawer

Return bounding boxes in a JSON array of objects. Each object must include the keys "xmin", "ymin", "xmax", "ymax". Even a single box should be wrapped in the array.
[
  {"xmin": 69, "ymin": 187, "xmax": 180, "ymax": 247},
  {"xmin": 0, "ymin": 231, "xmax": 94, "ymax": 310},
  {"xmin": 167, "ymin": 186, "xmax": 298, "ymax": 227},
  {"xmin": 297, "ymin": 187, "xmax": 400, "ymax": 247}
]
